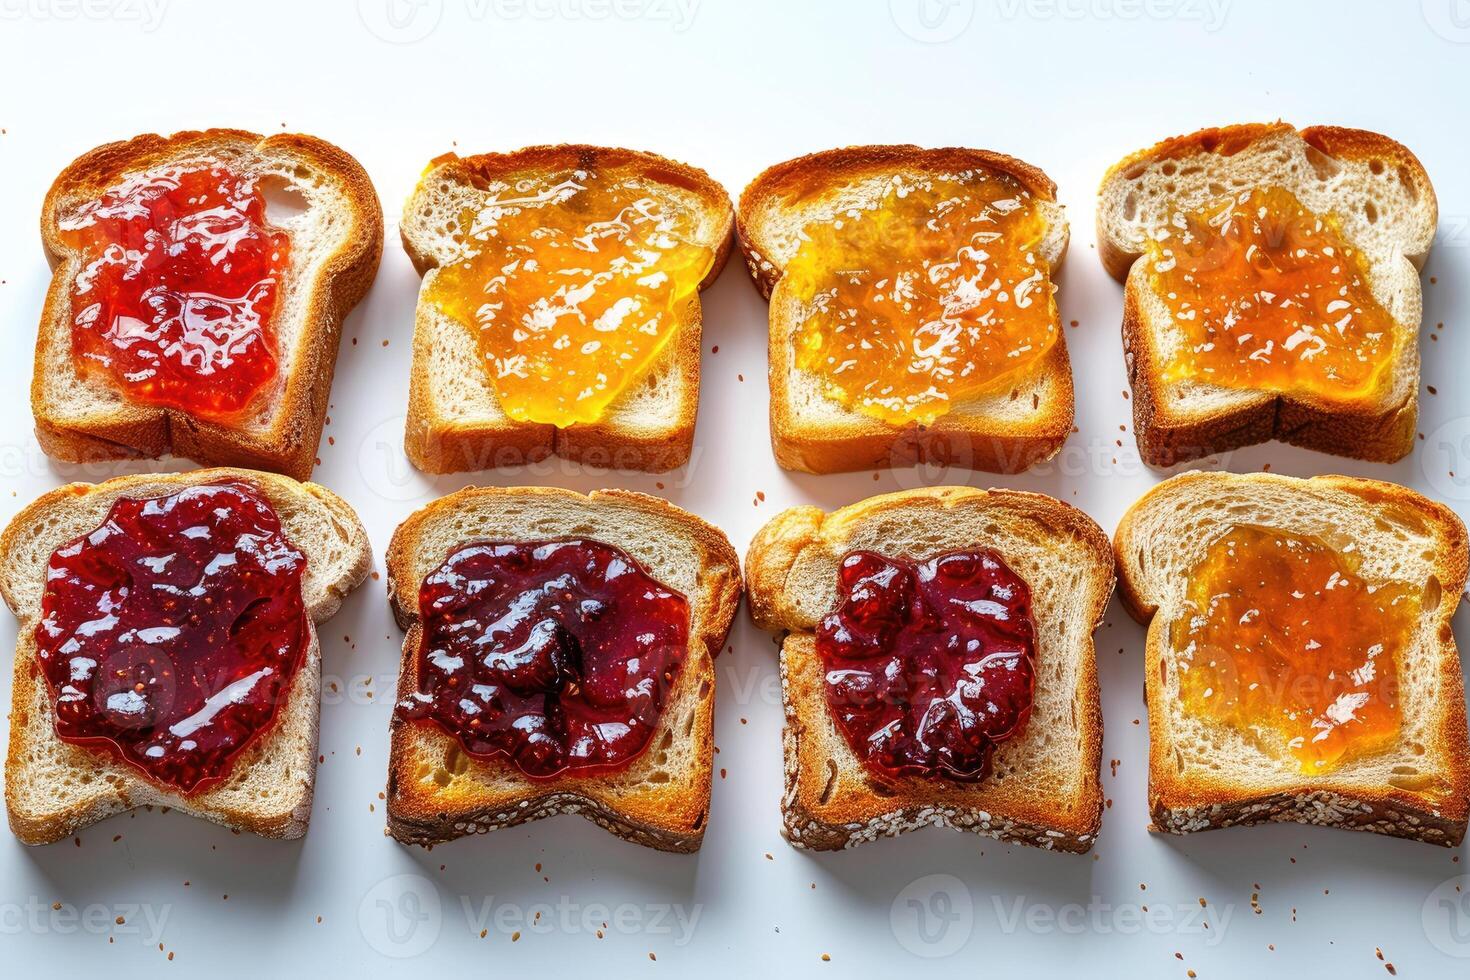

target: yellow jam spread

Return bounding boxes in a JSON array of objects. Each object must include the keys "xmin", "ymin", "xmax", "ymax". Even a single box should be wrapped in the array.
[
  {"xmin": 1147, "ymin": 186, "xmax": 1398, "ymax": 402},
  {"xmin": 783, "ymin": 171, "xmax": 1058, "ymax": 427},
  {"xmin": 1170, "ymin": 524, "xmax": 1418, "ymax": 774},
  {"xmin": 428, "ymin": 169, "xmax": 714, "ymax": 427}
]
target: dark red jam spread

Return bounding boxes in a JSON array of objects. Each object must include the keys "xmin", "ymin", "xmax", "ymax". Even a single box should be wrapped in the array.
[
  {"xmin": 816, "ymin": 549, "xmax": 1037, "ymax": 781},
  {"xmin": 34, "ymin": 481, "xmax": 308, "ymax": 794},
  {"xmin": 59, "ymin": 163, "xmax": 290, "ymax": 419},
  {"xmin": 396, "ymin": 540, "xmax": 690, "ymax": 779}
]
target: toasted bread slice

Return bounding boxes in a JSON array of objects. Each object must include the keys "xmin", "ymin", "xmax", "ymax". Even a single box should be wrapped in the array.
[
  {"xmin": 0, "ymin": 468, "xmax": 372, "ymax": 845},
  {"xmin": 736, "ymin": 146, "xmax": 1074, "ymax": 475},
  {"xmin": 1097, "ymin": 123, "xmax": 1437, "ymax": 466},
  {"xmin": 1114, "ymin": 472, "xmax": 1469, "ymax": 845},
  {"xmin": 384, "ymin": 487, "xmax": 741, "ymax": 852},
  {"xmin": 35, "ymin": 129, "xmax": 384, "ymax": 481},
  {"xmin": 399, "ymin": 146, "xmax": 734, "ymax": 474},
  {"xmin": 745, "ymin": 487, "xmax": 1113, "ymax": 851}
]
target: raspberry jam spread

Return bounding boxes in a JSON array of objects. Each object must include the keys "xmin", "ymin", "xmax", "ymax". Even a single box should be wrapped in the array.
[
  {"xmin": 1146, "ymin": 186, "xmax": 1397, "ymax": 402},
  {"xmin": 816, "ymin": 549, "xmax": 1037, "ymax": 781},
  {"xmin": 1171, "ymin": 524, "xmax": 1417, "ymax": 773},
  {"xmin": 784, "ymin": 170, "xmax": 1058, "ymax": 427},
  {"xmin": 34, "ymin": 481, "xmax": 308, "ymax": 794},
  {"xmin": 426, "ymin": 168, "xmax": 715, "ymax": 428},
  {"xmin": 59, "ymin": 163, "xmax": 291, "ymax": 419},
  {"xmin": 395, "ymin": 539, "xmax": 691, "ymax": 778}
]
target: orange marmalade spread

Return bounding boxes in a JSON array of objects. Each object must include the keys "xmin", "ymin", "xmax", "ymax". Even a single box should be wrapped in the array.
[
  {"xmin": 1146, "ymin": 186, "xmax": 1398, "ymax": 402},
  {"xmin": 427, "ymin": 170, "xmax": 715, "ymax": 427},
  {"xmin": 1171, "ymin": 524, "xmax": 1418, "ymax": 773},
  {"xmin": 783, "ymin": 170, "xmax": 1057, "ymax": 427}
]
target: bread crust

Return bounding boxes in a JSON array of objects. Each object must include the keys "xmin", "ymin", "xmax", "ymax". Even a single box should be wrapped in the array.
[
  {"xmin": 745, "ymin": 486, "xmax": 1114, "ymax": 852},
  {"xmin": 0, "ymin": 468, "xmax": 373, "ymax": 845},
  {"xmin": 736, "ymin": 145, "xmax": 1075, "ymax": 476},
  {"xmin": 382, "ymin": 486, "xmax": 742, "ymax": 852},
  {"xmin": 35, "ymin": 129, "xmax": 385, "ymax": 480},
  {"xmin": 1114, "ymin": 471, "xmax": 1470, "ymax": 846},
  {"xmin": 400, "ymin": 145, "xmax": 734, "ymax": 475}
]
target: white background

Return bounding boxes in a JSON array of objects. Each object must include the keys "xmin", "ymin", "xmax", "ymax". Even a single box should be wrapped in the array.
[{"xmin": 0, "ymin": 0, "xmax": 1468, "ymax": 976}]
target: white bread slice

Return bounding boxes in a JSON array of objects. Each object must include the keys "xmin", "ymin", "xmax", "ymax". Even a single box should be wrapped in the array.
[
  {"xmin": 399, "ymin": 146, "xmax": 734, "ymax": 474},
  {"xmin": 0, "ymin": 468, "xmax": 372, "ymax": 845},
  {"xmin": 384, "ymin": 487, "xmax": 741, "ymax": 852},
  {"xmin": 1096, "ymin": 123, "xmax": 1437, "ymax": 466},
  {"xmin": 1114, "ymin": 472, "xmax": 1469, "ymax": 845},
  {"xmin": 737, "ymin": 146, "xmax": 1074, "ymax": 475},
  {"xmin": 34, "ymin": 129, "xmax": 384, "ymax": 481},
  {"xmin": 745, "ymin": 487, "xmax": 1113, "ymax": 852}
]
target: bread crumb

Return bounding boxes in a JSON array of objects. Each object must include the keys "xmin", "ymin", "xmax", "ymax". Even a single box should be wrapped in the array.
[{"xmin": 821, "ymin": 954, "xmax": 831, "ymax": 962}]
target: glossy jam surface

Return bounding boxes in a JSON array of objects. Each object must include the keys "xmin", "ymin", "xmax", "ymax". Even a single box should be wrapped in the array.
[
  {"xmin": 784, "ymin": 171, "xmax": 1057, "ymax": 427},
  {"xmin": 427, "ymin": 169, "xmax": 715, "ymax": 427},
  {"xmin": 816, "ymin": 549, "xmax": 1037, "ymax": 781},
  {"xmin": 34, "ymin": 481, "xmax": 308, "ymax": 793},
  {"xmin": 59, "ymin": 164, "xmax": 290, "ymax": 419},
  {"xmin": 396, "ymin": 540, "xmax": 691, "ymax": 778},
  {"xmin": 1171, "ymin": 524, "xmax": 1418, "ymax": 773},
  {"xmin": 1147, "ymin": 185, "xmax": 1397, "ymax": 401}
]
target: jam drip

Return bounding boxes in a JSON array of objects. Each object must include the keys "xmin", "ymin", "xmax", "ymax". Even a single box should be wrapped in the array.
[
  {"xmin": 396, "ymin": 540, "xmax": 691, "ymax": 778},
  {"xmin": 427, "ymin": 170, "xmax": 715, "ymax": 428},
  {"xmin": 1147, "ymin": 185, "xmax": 1397, "ymax": 401},
  {"xmin": 784, "ymin": 170, "xmax": 1058, "ymax": 427},
  {"xmin": 1172, "ymin": 524, "xmax": 1417, "ymax": 773},
  {"xmin": 34, "ymin": 481, "xmax": 308, "ymax": 793},
  {"xmin": 60, "ymin": 164, "xmax": 290, "ymax": 419},
  {"xmin": 816, "ymin": 549, "xmax": 1037, "ymax": 781}
]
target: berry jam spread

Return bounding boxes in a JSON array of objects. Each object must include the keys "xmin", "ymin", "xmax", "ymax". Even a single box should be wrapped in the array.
[
  {"xmin": 1146, "ymin": 186, "xmax": 1398, "ymax": 402},
  {"xmin": 816, "ymin": 549, "xmax": 1037, "ymax": 781},
  {"xmin": 395, "ymin": 540, "xmax": 691, "ymax": 779},
  {"xmin": 34, "ymin": 481, "xmax": 308, "ymax": 794},
  {"xmin": 426, "ymin": 168, "xmax": 715, "ymax": 428},
  {"xmin": 784, "ymin": 170, "xmax": 1057, "ymax": 427},
  {"xmin": 1171, "ymin": 524, "xmax": 1417, "ymax": 773},
  {"xmin": 58, "ymin": 163, "xmax": 291, "ymax": 419}
]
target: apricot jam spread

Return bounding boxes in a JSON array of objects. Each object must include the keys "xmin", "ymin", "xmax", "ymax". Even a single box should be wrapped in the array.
[
  {"xmin": 395, "ymin": 540, "xmax": 691, "ymax": 779},
  {"xmin": 783, "ymin": 171, "xmax": 1057, "ymax": 427},
  {"xmin": 1171, "ymin": 524, "xmax": 1418, "ymax": 773},
  {"xmin": 1146, "ymin": 186, "xmax": 1398, "ymax": 401},
  {"xmin": 59, "ymin": 164, "xmax": 291, "ymax": 419},
  {"xmin": 427, "ymin": 170, "xmax": 714, "ymax": 427},
  {"xmin": 816, "ymin": 549, "xmax": 1036, "ymax": 781},
  {"xmin": 34, "ymin": 481, "xmax": 308, "ymax": 794}
]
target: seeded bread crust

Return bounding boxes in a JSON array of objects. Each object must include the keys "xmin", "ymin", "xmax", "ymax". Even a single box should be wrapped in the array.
[
  {"xmin": 383, "ymin": 487, "xmax": 742, "ymax": 852},
  {"xmin": 34, "ymin": 129, "xmax": 384, "ymax": 480}
]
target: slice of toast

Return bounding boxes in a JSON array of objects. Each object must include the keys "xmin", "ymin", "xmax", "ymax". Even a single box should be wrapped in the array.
[
  {"xmin": 736, "ymin": 146, "xmax": 1074, "ymax": 475},
  {"xmin": 0, "ymin": 468, "xmax": 372, "ymax": 844},
  {"xmin": 745, "ymin": 487, "xmax": 1113, "ymax": 852},
  {"xmin": 35, "ymin": 129, "xmax": 384, "ymax": 481},
  {"xmin": 1114, "ymin": 471, "xmax": 1469, "ymax": 845},
  {"xmin": 384, "ymin": 487, "xmax": 741, "ymax": 852},
  {"xmin": 1096, "ymin": 123, "xmax": 1437, "ymax": 466},
  {"xmin": 399, "ymin": 146, "xmax": 734, "ymax": 474}
]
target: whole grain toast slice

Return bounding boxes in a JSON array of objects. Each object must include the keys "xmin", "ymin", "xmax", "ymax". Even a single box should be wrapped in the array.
[
  {"xmin": 399, "ymin": 146, "xmax": 735, "ymax": 475},
  {"xmin": 384, "ymin": 487, "xmax": 741, "ymax": 852},
  {"xmin": 35, "ymin": 129, "xmax": 384, "ymax": 481},
  {"xmin": 0, "ymin": 468, "xmax": 372, "ymax": 845},
  {"xmin": 1096, "ymin": 123, "xmax": 1437, "ymax": 466},
  {"xmin": 745, "ymin": 487, "xmax": 1113, "ymax": 852},
  {"xmin": 736, "ymin": 146, "xmax": 1075, "ymax": 475},
  {"xmin": 1114, "ymin": 472, "xmax": 1469, "ymax": 845}
]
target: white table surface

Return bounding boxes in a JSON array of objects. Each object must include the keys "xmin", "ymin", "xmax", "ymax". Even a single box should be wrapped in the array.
[{"xmin": 1, "ymin": 1, "xmax": 1468, "ymax": 976}]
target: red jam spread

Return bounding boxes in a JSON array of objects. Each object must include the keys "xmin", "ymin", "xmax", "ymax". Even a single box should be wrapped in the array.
[
  {"xmin": 816, "ymin": 549, "xmax": 1037, "ymax": 781},
  {"xmin": 34, "ymin": 481, "xmax": 308, "ymax": 794},
  {"xmin": 59, "ymin": 164, "xmax": 291, "ymax": 419},
  {"xmin": 395, "ymin": 540, "xmax": 691, "ymax": 779}
]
